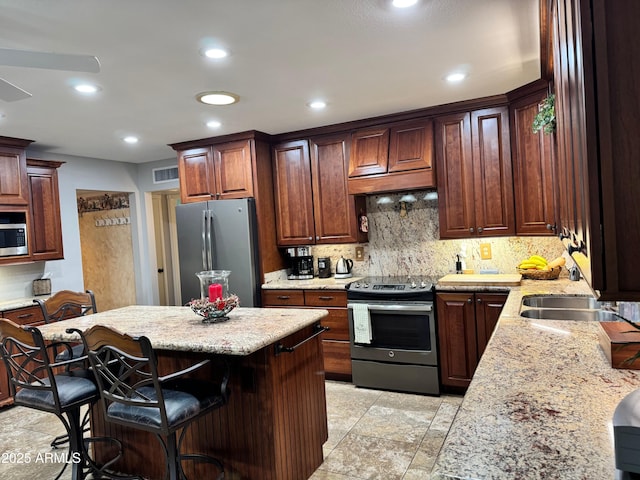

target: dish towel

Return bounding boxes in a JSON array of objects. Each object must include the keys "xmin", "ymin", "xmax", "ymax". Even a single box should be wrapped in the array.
[{"xmin": 352, "ymin": 304, "xmax": 372, "ymax": 345}]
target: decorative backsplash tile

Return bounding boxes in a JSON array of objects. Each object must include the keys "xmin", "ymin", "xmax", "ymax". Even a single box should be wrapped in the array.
[{"xmin": 308, "ymin": 190, "xmax": 572, "ymax": 278}]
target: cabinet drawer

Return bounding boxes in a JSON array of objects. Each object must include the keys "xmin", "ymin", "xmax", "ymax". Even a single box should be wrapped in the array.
[
  {"xmin": 304, "ymin": 290, "xmax": 346, "ymax": 307},
  {"xmin": 2, "ymin": 305, "xmax": 45, "ymax": 326},
  {"xmin": 262, "ymin": 290, "xmax": 305, "ymax": 306},
  {"xmin": 322, "ymin": 340, "xmax": 352, "ymax": 377},
  {"xmin": 320, "ymin": 309, "xmax": 349, "ymax": 341}
]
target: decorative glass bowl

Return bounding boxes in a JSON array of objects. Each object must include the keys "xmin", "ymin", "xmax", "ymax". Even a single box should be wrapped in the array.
[{"xmin": 189, "ymin": 294, "xmax": 239, "ymax": 323}]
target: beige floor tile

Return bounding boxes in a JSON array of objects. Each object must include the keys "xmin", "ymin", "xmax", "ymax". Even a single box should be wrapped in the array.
[{"xmin": 350, "ymin": 405, "xmax": 432, "ymax": 446}]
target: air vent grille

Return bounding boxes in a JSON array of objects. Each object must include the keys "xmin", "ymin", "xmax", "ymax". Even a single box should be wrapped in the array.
[{"xmin": 153, "ymin": 166, "xmax": 179, "ymax": 184}]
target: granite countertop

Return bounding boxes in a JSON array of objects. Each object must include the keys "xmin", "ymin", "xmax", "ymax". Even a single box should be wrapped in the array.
[
  {"xmin": 0, "ymin": 296, "xmax": 49, "ymax": 311},
  {"xmin": 431, "ymin": 278, "xmax": 640, "ymax": 479},
  {"xmin": 37, "ymin": 305, "xmax": 328, "ymax": 356},
  {"xmin": 262, "ymin": 275, "xmax": 365, "ymax": 290}
]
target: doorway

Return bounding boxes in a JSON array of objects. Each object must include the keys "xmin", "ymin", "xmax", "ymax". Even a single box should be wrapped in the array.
[
  {"xmin": 76, "ymin": 190, "xmax": 137, "ymax": 311},
  {"xmin": 150, "ymin": 190, "xmax": 181, "ymax": 306}
]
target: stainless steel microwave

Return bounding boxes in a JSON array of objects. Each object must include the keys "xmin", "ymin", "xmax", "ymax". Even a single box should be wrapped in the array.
[{"xmin": 0, "ymin": 223, "xmax": 28, "ymax": 256}]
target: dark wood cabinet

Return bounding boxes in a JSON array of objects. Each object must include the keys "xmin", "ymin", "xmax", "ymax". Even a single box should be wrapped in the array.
[
  {"xmin": 176, "ymin": 139, "xmax": 253, "ymax": 203},
  {"xmin": 436, "ymin": 291, "xmax": 507, "ymax": 389},
  {"xmin": 510, "ymin": 88, "xmax": 557, "ymax": 236},
  {"xmin": 262, "ymin": 289, "xmax": 351, "ymax": 380},
  {"xmin": 27, "ymin": 159, "xmax": 64, "ymax": 261},
  {"xmin": 272, "ymin": 134, "xmax": 366, "ymax": 247},
  {"xmin": 435, "ymin": 107, "xmax": 514, "ymax": 239},
  {"xmin": 0, "ymin": 137, "xmax": 32, "ymax": 206},
  {"xmin": 348, "ymin": 120, "xmax": 435, "ymax": 194}
]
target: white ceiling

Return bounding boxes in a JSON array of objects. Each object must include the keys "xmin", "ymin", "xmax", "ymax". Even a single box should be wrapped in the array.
[{"xmin": 0, "ymin": 0, "xmax": 540, "ymax": 164}]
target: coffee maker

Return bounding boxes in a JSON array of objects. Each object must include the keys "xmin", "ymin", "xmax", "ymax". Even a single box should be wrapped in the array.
[
  {"xmin": 317, "ymin": 257, "xmax": 331, "ymax": 278},
  {"xmin": 286, "ymin": 247, "xmax": 314, "ymax": 280}
]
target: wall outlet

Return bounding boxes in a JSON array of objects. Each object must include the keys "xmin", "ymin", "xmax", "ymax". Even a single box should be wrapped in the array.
[
  {"xmin": 355, "ymin": 246, "xmax": 364, "ymax": 261},
  {"xmin": 480, "ymin": 243, "xmax": 492, "ymax": 260}
]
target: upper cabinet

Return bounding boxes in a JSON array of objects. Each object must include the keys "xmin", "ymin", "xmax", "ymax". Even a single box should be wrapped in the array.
[
  {"xmin": 176, "ymin": 139, "xmax": 253, "ymax": 203},
  {"xmin": 273, "ymin": 134, "xmax": 367, "ymax": 247},
  {"xmin": 549, "ymin": 0, "xmax": 640, "ymax": 300},
  {"xmin": 0, "ymin": 136, "xmax": 33, "ymax": 206},
  {"xmin": 27, "ymin": 159, "xmax": 64, "ymax": 261},
  {"xmin": 347, "ymin": 119, "xmax": 435, "ymax": 194},
  {"xmin": 509, "ymin": 87, "xmax": 557, "ymax": 236},
  {"xmin": 435, "ymin": 107, "xmax": 514, "ymax": 239}
]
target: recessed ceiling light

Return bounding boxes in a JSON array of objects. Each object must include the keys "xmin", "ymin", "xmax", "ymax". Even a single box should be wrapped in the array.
[
  {"xmin": 74, "ymin": 84, "xmax": 100, "ymax": 94},
  {"xmin": 203, "ymin": 48, "xmax": 229, "ymax": 59},
  {"xmin": 123, "ymin": 136, "xmax": 139, "ymax": 144},
  {"xmin": 308, "ymin": 100, "xmax": 327, "ymax": 109},
  {"xmin": 392, "ymin": 0, "xmax": 418, "ymax": 8},
  {"xmin": 206, "ymin": 120, "xmax": 222, "ymax": 129},
  {"xmin": 196, "ymin": 91, "xmax": 239, "ymax": 105},
  {"xmin": 446, "ymin": 72, "xmax": 466, "ymax": 83}
]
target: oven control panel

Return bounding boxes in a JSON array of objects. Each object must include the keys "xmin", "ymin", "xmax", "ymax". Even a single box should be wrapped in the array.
[{"xmin": 347, "ymin": 276, "xmax": 435, "ymax": 300}]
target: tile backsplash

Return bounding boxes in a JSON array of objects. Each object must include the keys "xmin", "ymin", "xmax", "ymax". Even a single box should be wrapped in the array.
[{"xmin": 308, "ymin": 190, "xmax": 571, "ymax": 278}]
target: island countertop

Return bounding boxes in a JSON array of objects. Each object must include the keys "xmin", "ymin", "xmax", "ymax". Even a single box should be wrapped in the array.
[
  {"xmin": 431, "ymin": 279, "xmax": 640, "ymax": 479},
  {"xmin": 37, "ymin": 305, "xmax": 328, "ymax": 355}
]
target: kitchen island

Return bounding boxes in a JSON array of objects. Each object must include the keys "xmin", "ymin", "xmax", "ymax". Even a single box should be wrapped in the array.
[
  {"xmin": 38, "ymin": 305, "xmax": 330, "ymax": 480},
  {"xmin": 432, "ymin": 279, "xmax": 640, "ymax": 479}
]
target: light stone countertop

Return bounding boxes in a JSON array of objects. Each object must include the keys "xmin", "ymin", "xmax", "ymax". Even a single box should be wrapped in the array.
[
  {"xmin": 36, "ymin": 305, "xmax": 328, "ymax": 356},
  {"xmin": 262, "ymin": 276, "xmax": 366, "ymax": 290},
  {"xmin": 431, "ymin": 278, "xmax": 640, "ymax": 479},
  {"xmin": 0, "ymin": 296, "xmax": 49, "ymax": 311}
]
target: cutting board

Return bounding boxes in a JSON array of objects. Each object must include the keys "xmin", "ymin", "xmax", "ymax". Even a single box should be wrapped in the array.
[
  {"xmin": 437, "ymin": 273, "xmax": 522, "ymax": 286},
  {"xmin": 598, "ymin": 322, "xmax": 640, "ymax": 370}
]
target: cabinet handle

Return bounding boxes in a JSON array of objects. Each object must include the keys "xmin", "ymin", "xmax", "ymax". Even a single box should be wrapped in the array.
[
  {"xmin": 17, "ymin": 313, "xmax": 34, "ymax": 319},
  {"xmin": 308, "ymin": 237, "xmax": 313, "ymax": 241},
  {"xmin": 469, "ymin": 227, "xmax": 474, "ymax": 233},
  {"xmin": 316, "ymin": 236, "xmax": 319, "ymax": 241},
  {"xmin": 277, "ymin": 295, "xmax": 291, "ymax": 300},
  {"xmin": 467, "ymin": 298, "xmax": 472, "ymax": 303},
  {"xmin": 477, "ymin": 227, "xmax": 483, "ymax": 233},
  {"xmin": 318, "ymin": 296, "xmax": 334, "ymax": 301},
  {"xmin": 477, "ymin": 298, "xmax": 482, "ymax": 303}
]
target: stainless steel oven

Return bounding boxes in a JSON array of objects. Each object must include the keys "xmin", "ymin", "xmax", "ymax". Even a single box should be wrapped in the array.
[{"xmin": 347, "ymin": 276, "xmax": 439, "ymax": 395}]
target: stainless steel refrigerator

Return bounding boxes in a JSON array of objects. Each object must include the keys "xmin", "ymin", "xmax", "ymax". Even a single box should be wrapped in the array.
[{"xmin": 176, "ymin": 198, "xmax": 261, "ymax": 307}]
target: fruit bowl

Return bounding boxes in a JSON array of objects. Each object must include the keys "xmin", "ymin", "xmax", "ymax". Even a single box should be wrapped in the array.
[
  {"xmin": 189, "ymin": 295, "xmax": 239, "ymax": 323},
  {"xmin": 516, "ymin": 266, "xmax": 562, "ymax": 280}
]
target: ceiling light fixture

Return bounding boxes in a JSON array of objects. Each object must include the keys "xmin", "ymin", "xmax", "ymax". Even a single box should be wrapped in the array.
[
  {"xmin": 202, "ymin": 48, "xmax": 229, "ymax": 59},
  {"xmin": 123, "ymin": 136, "xmax": 139, "ymax": 144},
  {"xmin": 196, "ymin": 91, "xmax": 239, "ymax": 105},
  {"xmin": 446, "ymin": 72, "xmax": 466, "ymax": 83},
  {"xmin": 308, "ymin": 100, "xmax": 327, "ymax": 110},
  {"xmin": 206, "ymin": 120, "xmax": 222, "ymax": 129},
  {"xmin": 74, "ymin": 84, "xmax": 100, "ymax": 94},
  {"xmin": 392, "ymin": 0, "xmax": 419, "ymax": 8}
]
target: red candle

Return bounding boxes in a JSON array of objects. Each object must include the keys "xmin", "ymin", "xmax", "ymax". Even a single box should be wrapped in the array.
[{"xmin": 208, "ymin": 283, "xmax": 223, "ymax": 301}]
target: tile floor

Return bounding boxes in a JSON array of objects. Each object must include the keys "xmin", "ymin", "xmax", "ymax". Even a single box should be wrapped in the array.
[{"xmin": 0, "ymin": 381, "xmax": 461, "ymax": 479}]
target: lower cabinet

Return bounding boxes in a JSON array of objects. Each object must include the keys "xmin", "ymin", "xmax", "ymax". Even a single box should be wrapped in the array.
[
  {"xmin": 436, "ymin": 292, "xmax": 507, "ymax": 390},
  {"xmin": 0, "ymin": 304, "xmax": 46, "ymax": 407},
  {"xmin": 262, "ymin": 289, "xmax": 351, "ymax": 380}
]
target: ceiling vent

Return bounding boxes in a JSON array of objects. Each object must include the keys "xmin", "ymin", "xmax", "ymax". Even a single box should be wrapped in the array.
[{"xmin": 152, "ymin": 166, "xmax": 179, "ymax": 184}]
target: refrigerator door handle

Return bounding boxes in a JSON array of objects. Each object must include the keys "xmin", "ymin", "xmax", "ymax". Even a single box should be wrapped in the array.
[
  {"xmin": 201, "ymin": 210, "xmax": 208, "ymax": 270},
  {"xmin": 206, "ymin": 209, "xmax": 214, "ymax": 270}
]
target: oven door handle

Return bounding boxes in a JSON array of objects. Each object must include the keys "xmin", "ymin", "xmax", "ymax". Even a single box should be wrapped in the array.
[{"xmin": 348, "ymin": 303, "xmax": 432, "ymax": 313}]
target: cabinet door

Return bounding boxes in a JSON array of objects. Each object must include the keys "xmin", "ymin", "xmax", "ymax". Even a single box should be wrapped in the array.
[
  {"xmin": 272, "ymin": 140, "xmax": 315, "ymax": 246},
  {"xmin": 262, "ymin": 289, "xmax": 305, "ymax": 306},
  {"xmin": 309, "ymin": 134, "xmax": 361, "ymax": 244},
  {"xmin": 322, "ymin": 340, "xmax": 352, "ymax": 378},
  {"xmin": 0, "ymin": 146, "xmax": 29, "ymax": 205},
  {"xmin": 177, "ymin": 147, "xmax": 216, "ymax": 203},
  {"xmin": 435, "ymin": 112, "xmax": 475, "ymax": 239},
  {"xmin": 436, "ymin": 292, "xmax": 477, "ymax": 389},
  {"xmin": 348, "ymin": 127, "xmax": 390, "ymax": 177},
  {"xmin": 475, "ymin": 293, "xmax": 507, "ymax": 358},
  {"xmin": 27, "ymin": 162, "xmax": 64, "ymax": 261},
  {"xmin": 388, "ymin": 120, "xmax": 434, "ymax": 173},
  {"xmin": 510, "ymin": 92, "xmax": 557, "ymax": 235},
  {"xmin": 212, "ymin": 139, "xmax": 254, "ymax": 199},
  {"xmin": 471, "ymin": 106, "xmax": 515, "ymax": 236},
  {"xmin": 2, "ymin": 305, "xmax": 45, "ymax": 326}
]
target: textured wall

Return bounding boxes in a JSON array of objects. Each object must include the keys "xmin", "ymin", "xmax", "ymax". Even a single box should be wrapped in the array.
[{"xmin": 309, "ymin": 190, "xmax": 570, "ymax": 278}]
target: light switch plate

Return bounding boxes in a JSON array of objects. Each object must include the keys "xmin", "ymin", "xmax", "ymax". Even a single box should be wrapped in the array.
[
  {"xmin": 355, "ymin": 246, "xmax": 364, "ymax": 261},
  {"xmin": 480, "ymin": 243, "xmax": 492, "ymax": 260}
]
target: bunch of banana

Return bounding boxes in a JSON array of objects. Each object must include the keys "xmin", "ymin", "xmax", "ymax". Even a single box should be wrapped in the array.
[{"xmin": 518, "ymin": 255, "xmax": 566, "ymax": 271}]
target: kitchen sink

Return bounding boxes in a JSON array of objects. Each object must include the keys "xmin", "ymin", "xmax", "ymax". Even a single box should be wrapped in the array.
[
  {"xmin": 520, "ymin": 308, "xmax": 619, "ymax": 322},
  {"xmin": 521, "ymin": 295, "xmax": 602, "ymax": 310}
]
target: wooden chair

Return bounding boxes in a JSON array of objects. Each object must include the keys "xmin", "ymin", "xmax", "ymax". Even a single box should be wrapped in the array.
[
  {"xmin": 70, "ymin": 324, "xmax": 229, "ymax": 480},
  {"xmin": 0, "ymin": 319, "xmax": 122, "ymax": 480}
]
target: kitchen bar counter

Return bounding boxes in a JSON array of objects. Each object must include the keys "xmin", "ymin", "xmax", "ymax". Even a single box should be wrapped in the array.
[
  {"xmin": 262, "ymin": 275, "xmax": 365, "ymax": 290},
  {"xmin": 431, "ymin": 279, "xmax": 640, "ymax": 479},
  {"xmin": 38, "ymin": 305, "xmax": 329, "ymax": 480}
]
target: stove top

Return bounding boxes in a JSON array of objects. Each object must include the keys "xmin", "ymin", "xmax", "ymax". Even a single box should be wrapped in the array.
[{"xmin": 346, "ymin": 276, "xmax": 436, "ymax": 300}]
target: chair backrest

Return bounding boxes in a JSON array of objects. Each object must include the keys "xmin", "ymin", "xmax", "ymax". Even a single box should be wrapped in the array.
[
  {"xmin": 0, "ymin": 319, "xmax": 62, "ymax": 411},
  {"xmin": 75, "ymin": 324, "xmax": 171, "ymax": 433},
  {"xmin": 35, "ymin": 290, "xmax": 97, "ymax": 324}
]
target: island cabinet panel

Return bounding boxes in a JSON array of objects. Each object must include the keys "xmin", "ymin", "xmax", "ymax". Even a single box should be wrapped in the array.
[
  {"xmin": 91, "ymin": 325, "xmax": 327, "ymax": 480},
  {"xmin": 510, "ymin": 89, "xmax": 557, "ymax": 235},
  {"xmin": 27, "ymin": 160, "xmax": 64, "ymax": 261},
  {"xmin": 347, "ymin": 120, "xmax": 436, "ymax": 194},
  {"xmin": 0, "ymin": 362, "xmax": 9, "ymax": 407},
  {"xmin": 0, "ymin": 139, "xmax": 30, "ymax": 206},
  {"xmin": 436, "ymin": 292, "xmax": 507, "ymax": 390},
  {"xmin": 436, "ymin": 107, "xmax": 514, "ymax": 239}
]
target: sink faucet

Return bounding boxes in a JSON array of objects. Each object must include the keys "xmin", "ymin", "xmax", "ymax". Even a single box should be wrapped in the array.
[{"xmin": 568, "ymin": 266, "xmax": 580, "ymax": 281}]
